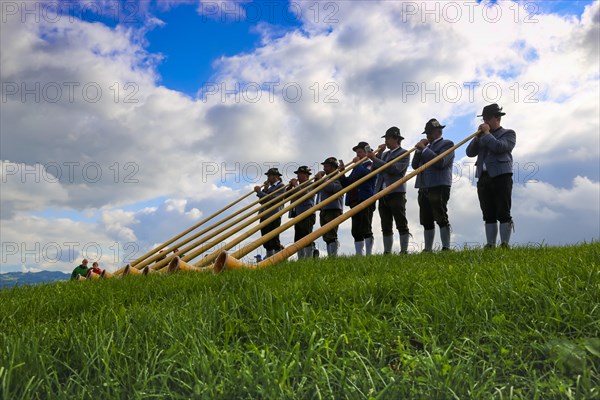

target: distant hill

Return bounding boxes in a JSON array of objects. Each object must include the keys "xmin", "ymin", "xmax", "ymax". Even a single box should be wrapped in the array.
[{"xmin": 0, "ymin": 271, "xmax": 70, "ymax": 288}]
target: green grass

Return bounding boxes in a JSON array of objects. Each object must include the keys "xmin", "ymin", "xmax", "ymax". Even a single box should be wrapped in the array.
[{"xmin": 1, "ymin": 243, "xmax": 599, "ymax": 399}]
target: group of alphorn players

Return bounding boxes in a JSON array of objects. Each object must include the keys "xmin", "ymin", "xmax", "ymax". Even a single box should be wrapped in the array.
[
  {"xmin": 82, "ymin": 103, "xmax": 515, "ymax": 278},
  {"xmin": 255, "ymin": 103, "xmax": 516, "ymax": 259}
]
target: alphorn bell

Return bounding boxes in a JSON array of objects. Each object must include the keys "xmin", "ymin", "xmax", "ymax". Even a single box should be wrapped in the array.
[
  {"xmin": 214, "ymin": 251, "xmax": 254, "ymax": 272},
  {"xmin": 167, "ymin": 256, "xmax": 207, "ymax": 273},
  {"xmin": 215, "ymin": 130, "xmax": 480, "ymax": 272},
  {"xmin": 123, "ymin": 264, "xmax": 144, "ymax": 276},
  {"xmin": 101, "ymin": 270, "xmax": 114, "ymax": 278}
]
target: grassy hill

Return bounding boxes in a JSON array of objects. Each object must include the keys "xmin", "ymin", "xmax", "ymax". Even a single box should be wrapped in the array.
[{"xmin": 1, "ymin": 243, "xmax": 599, "ymax": 399}]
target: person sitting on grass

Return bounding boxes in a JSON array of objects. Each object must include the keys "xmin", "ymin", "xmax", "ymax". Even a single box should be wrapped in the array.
[
  {"xmin": 70, "ymin": 259, "xmax": 89, "ymax": 280},
  {"xmin": 90, "ymin": 262, "xmax": 102, "ymax": 275},
  {"xmin": 86, "ymin": 261, "xmax": 104, "ymax": 279}
]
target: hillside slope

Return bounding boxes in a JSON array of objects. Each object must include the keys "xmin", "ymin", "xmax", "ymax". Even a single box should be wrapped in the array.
[{"xmin": 1, "ymin": 244, "xmax": 599, "ymax": 399}]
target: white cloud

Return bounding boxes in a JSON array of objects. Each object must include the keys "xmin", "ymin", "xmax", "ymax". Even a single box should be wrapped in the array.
[
  {"xmin": 100, "ymin": 209, "xmax": 138, "ymax": 242},
  {"xmin": 1, "ymin": 12, "xmax": 214, "ymax": 209},
  {"xmin": 165, "ymin": 199, "xmax": 187, "ymax": 213},
  {"xmin": 21, "ymin": 265, "xmax": 42, "ymax": 273},
  {"xmin": 1, "ymin": 161, "xmax": 70, "ymax": 219},
  {"xmin": 1, "ymin": 213, "xmax": 119, "ymax": 273},
  {"xmin": 516, "ymin": 175, "xmax": 600, "ymax": 215}
]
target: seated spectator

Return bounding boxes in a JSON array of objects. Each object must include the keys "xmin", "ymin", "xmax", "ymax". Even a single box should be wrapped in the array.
[
  {"xmin": 86, "ymin": 261, "xmax": 103, "ymax": 279},
  {"xmin": 90, "ymin": 262, "xmax": 103, "ymax": 275},
  {"xmin": 71, "ymin": 259, "xmax": 89, "ymax": 280}
]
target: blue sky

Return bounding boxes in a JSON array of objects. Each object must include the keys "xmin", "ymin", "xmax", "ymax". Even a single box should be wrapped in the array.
[
  {"xmin": 1, "ymin": 0, "xmax": 599, "ymax": 273},
  {"xmin": 70, "ymin": 0, "xmax": 594, "ymax": 95},
  {"xmin": 145, "ymin": 5, "xmax": 300, "ymax": 95},
  {"xmin": 64, "ymin": 0, "xmax": 305, "ymax": 95}
]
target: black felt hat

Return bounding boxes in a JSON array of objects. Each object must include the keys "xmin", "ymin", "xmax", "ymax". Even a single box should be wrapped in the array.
[
  {"xmin": 381, "ymin": 126, "xmax": 404, "ymax": 140},
  {"xmin": 477, "ymin": 103, "xmax": 506, "ymax": 118},
  {"xmin": 293, "ymin": 166, "xmax": 312, "ymax": 175},
  {"xmin": 321, "ymin": 157, "xmax": 339, "ymax": 167},
  {"xmin": 265, "ymin": 167, "xmax": 282, "ymax": 176},
  {"xmin": 422, "ymin": 118, "xmax": 446, "ymax": 134},
  {"xmin": 352, "ymin": 141, "xmax": 370, "ymax": 152}
]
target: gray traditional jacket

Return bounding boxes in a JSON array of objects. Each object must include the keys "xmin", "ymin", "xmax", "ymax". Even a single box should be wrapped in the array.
[
  {"xmin": 286, "ymin": 184, "xmax": 316, "ymax": 218},
  {"xmin": 372, "ymin": 146, "xmax": 410, "ymax": 194},
  {"xmin": 317, "ymin": 175, "xmax": 344, "ymax": 211},
  {"xmin": 466, "ymin": 127, "xmax": 516, "ymax": 178},
  {"xmin": 256, "ymin": 181, "xmax": 285, "ymax": 219},
  {"xmin": 412, "ymin": 137, "xmax": 455, "ymax": 188}
]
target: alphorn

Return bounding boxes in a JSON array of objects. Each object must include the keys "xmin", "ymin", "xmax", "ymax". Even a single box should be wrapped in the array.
[
  {"xmin": 165, "ymin": 159, "xmax": 365, "ymax": 272},
  {"xmin": 126, "ymin": 182, "xmax": 290, "ymax": 274},
  {"xmin": 143, "ymin": 178, "xmax": 319, "ymax": 276},
  {"xmin": 215, "ymin": 130, "xmax": 480, "ymax": 272},
  {"xmin": 147, "ymin": 170, "xmax": 333, "ymax": 274},
  {"xmin": 112, "ymin": 182, "xmax": 291, "ymax": 276},
  {"xmin": 109, "ymin": 189, "xmax": 255, "ymax": 276}
]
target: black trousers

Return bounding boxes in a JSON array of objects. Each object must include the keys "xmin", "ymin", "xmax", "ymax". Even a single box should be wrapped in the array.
[
  {"xmin": 477, "ymin": 172, "xmax": 513, "ymax": 224},
  {"xmin": 418, "ymin": 186, "xmax": 451, "ymax": 230},
  {"xmin": 378, "ymin": 192, "xmax": 409, "ymax": 236},
  {"xmin": 260, "ymin": 217, "xmax": 282, "ymax": 251},
  {"xmin": 320, "ymin": 209, "xmax": 343, "ymax": 244},
  {"xmin": 350, "ymin": 203, "xmax": 375, "ymax": 242},
  {"xmin": 294, "ymin": 214, "xmax": 316, "ymax": 246}
]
